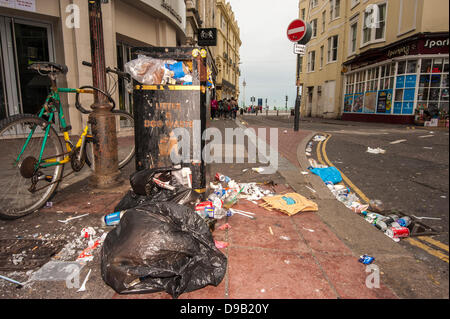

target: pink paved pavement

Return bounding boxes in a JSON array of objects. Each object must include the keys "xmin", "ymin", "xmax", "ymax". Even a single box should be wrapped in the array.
[{"xmin": 38, "ymin": 123, "xmax": 398, "ymax": 299}]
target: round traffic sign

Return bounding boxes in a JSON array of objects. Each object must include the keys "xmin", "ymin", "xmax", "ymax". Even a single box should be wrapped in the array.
[{"xmin": 287, "ymin": 19, "xmax": 306, "ymax": 42}]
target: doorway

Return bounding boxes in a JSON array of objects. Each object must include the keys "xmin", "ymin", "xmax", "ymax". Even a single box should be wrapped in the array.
[{"xmin": 0, "ymin": 16, "xmax": 54, "ymax": 119}]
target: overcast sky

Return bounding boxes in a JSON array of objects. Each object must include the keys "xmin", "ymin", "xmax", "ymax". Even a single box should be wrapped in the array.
[{"xmin": 227, "ymin": 0, "xmax": 300, "ymax": 109}]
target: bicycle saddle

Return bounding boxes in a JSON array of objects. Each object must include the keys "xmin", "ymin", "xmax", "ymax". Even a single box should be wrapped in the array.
[{"xmin": 29, "ymin": 62, "xmax": 68, "ymax": 75}]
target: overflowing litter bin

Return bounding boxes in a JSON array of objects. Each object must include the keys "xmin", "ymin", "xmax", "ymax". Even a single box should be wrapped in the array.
[{"xmin": 129, "ymin": 47, "xmax": 208, "ymax": 193}]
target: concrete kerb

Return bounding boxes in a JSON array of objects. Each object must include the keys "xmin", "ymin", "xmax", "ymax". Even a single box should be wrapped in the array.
[{"xmin": 296, "ymin": 132, "xmax": 448, "ymax": 299}]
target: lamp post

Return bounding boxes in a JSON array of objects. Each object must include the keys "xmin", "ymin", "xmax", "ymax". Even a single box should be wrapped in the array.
[{"xmin": 88, "ymin": 0, "xmax": 122, "ymax": 189}]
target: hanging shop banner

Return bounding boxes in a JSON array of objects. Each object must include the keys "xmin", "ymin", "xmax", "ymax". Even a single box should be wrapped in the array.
[
  {"xmin": 344, "ymin": 94, "xmax": 354, "ymax": 112},
  {"xmin": 352, "ymin": 93, "xmax": 364, "ymax": 113},
  {"xmin": 363, "ymin": 91, "xmax": 377, "ymax": 113},
  {"xmin": 377, "ymin": 89, "xmax": 393, "ymax": 114},
  {"xmin": 405, "ymin": 75, "xmax": 417, "ymax": 88},
  {"xmin": 0, "ymin": 0, "xmax": 35, "ymax": 12}
]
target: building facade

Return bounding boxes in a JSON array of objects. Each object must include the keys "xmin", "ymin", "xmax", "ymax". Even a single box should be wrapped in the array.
[
  {"xmin": 0, "ymin": 0, "xmax": 186, "ymax": 134},
  {"xmin": 298, "ymin": 0, "xmax": 449, "ymax": 124},
  {"xmin": 215, "ymin": 0, "xmax": 241, "ymax": 101}
]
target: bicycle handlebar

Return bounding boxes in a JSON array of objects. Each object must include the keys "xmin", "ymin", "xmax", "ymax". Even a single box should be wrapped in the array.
[
  {"xmin": 82, "ymin": 61, "xmax": 131, "ymax": 81},
  {"xmin": 75, "ymin": 86, "xmax": 116, "ymax": 114}
]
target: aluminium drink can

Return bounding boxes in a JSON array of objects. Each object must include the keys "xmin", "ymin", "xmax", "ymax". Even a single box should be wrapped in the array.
[
  {"xmin": 397, "ymin": 217, "xmax": 412, "ymax": 227},
  {"xmin": 386, "ymin": 227, "xmax": 410, "ymax": 239}
]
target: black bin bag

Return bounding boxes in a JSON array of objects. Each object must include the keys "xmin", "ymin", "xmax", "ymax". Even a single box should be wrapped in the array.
[
  {"xmin": 101, "ymin": 202, "xmax": 227, "ymax": 298},
  {"xmin": 114, "ymin": 168, "xmax": 201, "ymax": 212}
]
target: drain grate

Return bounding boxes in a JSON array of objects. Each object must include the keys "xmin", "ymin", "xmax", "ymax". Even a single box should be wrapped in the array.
[{"xmin": 0, "ymin": 239, "xmax": 66, "ymax": 271}]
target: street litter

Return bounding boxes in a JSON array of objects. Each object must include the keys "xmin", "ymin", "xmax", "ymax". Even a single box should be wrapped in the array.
[
  {"xmin": 214, "ymin": 240, "xmax": 229, "ymax": 249},
  {"xmin": 125, "ymin": 55, "xmax": 193, "ymax": 86},
  {"xmin": 0, "ymin": 274, "xmax": 25, "ymax": 287},
  {"xmin": 80, "ymin": 227, "xmax": 96, "ymax": 239},
  {"xmin": 424, "ymin": 147, "xmax": 433, "ymax": 150},
  {"xmin": 77, "ymin": 269, "xmax": 92, "ymax": 293},
  {"xmin": 252, "ymin": 167, "xmax": 266, "ymax": 174},
  {"xmin": 260, "ymin": 193, "xmax": 318, "ymax": 216},
  {"xmin": 309, "ymin": 166, "xmax": 343, "ymax": 184},
  {"xmin": 412, "ymin": 215, "xmax": 442, "ymax": 221},
  {"xmin": 301, "ymin": 171, "xmax": 309, "ymax": 175},
  {"xmin": 358, "ymin": 255, "xmax": 375, "ymax": 265},
  {"xmin": 280, "ymin": 236, "xmax": 291, "ymax": 241},
  {"xmin": 77, "ymin": 233, "xmax": 107, "ymax": 263},
  {"xmin": 313, "ymin": 135, "xmax": 327, "ymax": 142},
  {"xmin": 303, "ymin": 228, "xmax": 315, "ymax": 233},
  {"xmin": 390, "ymin": 139, "xmax": 407, "ymax": 144},
  {"xmin": 419, "ymin": 135, "xmax": 434, "ymax": 138},
  {"xmin": 57, "ymin": 213, "xmax": 90, "ymax": 224},
  {"xmin": 103, "ymin": 211, "xmax": 126, "ymax": 227},
  {"xmin": 269, "ymin": 227, "xmax": 274, "ymax": 235},
  {"xmin": 218, "ymin": 223, "xmax": 232, "ymax": 231},
  {"xmin": 367, "ymin": 147, "xmax": 386, "ymax": 154},
  {"xmin": 308, "ymin": 158, "xmax": 328, "ymax": 169},
  {"xmin": 305, "ymin": 185, "xmax": 317, "ymax": 193},
  {"xmin": 101, "ymin": 202, "xmax": 227, "ymax": 299}
]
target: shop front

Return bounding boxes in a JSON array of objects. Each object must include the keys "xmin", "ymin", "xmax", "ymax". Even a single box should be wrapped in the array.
[{"xmin": 342, "ymin": 32, "xmax": 449, "ymax": 126}]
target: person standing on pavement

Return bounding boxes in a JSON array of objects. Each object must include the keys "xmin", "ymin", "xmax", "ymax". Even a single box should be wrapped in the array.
[
  {"xmin": 232, "ymin": 97, "xmax": 238, "ymax": 119},
  {"xmin": 211, "ymin": 97, "xmax": 218, "ymax": 120},
  {"xmin": 226, "ymin": 99, "xmax": 232, "ymax": 119}
]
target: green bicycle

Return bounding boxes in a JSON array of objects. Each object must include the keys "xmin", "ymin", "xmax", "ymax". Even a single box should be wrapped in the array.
[{"xmin": 0, "ymin": 62, "xmax": 135, "ymax": 219}]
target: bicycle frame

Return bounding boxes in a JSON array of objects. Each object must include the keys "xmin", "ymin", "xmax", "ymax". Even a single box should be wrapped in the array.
[{"xmin": 16, "ymin": 87, "xmax": 94, "ymax": 170}]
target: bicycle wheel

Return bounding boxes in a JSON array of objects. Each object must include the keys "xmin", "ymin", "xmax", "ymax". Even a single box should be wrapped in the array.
[
  {"xmin": 0, "ymin": 115, "xmax": 64, "ymax": 219},
  {"xmin": 85, "ymin": 110, "xmax": 135, "ymax": 170}
]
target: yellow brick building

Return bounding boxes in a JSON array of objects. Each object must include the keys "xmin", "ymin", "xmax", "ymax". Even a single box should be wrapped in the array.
[
  {"xmin": 298, "ymin": 0, "xmax": 449, "ymax": 124},
  {"xmin": 215, "ymin": 0, "xmax": 241, "ymax": 100}
]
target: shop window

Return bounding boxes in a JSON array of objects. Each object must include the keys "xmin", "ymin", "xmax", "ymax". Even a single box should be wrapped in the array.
[
  {"xmin": 397, "ymin": 61, "xmax": 406, "ymax": 74},
  {"xmin": 406, "ymin": 60, "xmax": 417, "ymax": 74},
  {"xmin": 416, "ymin": 57, "xmax": 450, "ymax": 119}
]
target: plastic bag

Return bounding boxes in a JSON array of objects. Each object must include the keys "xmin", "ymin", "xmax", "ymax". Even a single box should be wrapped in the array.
[
  {"xmin": 129, "ymin": 168, "xmax": 201, "ymax": 208},
  {"xmin": 101, "ymin": 202, "xmax": 227, "ymax": 298},
  {"xmin": 125, "ymin": 55, "xmax": 176, "ymax": 85},
  {"xmin": 309, "ymin": 167, "xmax": 343, "ymax": 185}
]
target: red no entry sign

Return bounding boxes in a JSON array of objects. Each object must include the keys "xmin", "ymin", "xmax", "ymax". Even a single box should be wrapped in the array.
[{"xmin": 287, "ymin": 19, "xmax": 306, "ymax": 42}]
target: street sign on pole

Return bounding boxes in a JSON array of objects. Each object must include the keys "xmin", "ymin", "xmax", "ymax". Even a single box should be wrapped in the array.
[
  {"xmin": 294, "ymin": 43, "xmax": 306, "ymax": 55},
  {"xmin": 287, "ymin": 19, "xmax": 307, "ymax": 42}
]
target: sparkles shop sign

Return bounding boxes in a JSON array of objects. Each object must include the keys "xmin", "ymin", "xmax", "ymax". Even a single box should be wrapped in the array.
[{"xmin": 346, "ymin": 33, "xmax": 449, "ymax": 70}]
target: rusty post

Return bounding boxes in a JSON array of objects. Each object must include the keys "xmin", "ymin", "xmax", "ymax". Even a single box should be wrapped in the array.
[{"xmin": 87, "ymin": 0, "xmax": 122, "ymax": 188}]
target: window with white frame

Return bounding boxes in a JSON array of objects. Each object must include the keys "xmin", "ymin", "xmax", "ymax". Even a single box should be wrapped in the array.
[
  {"xmin": 330, "ymin": 0, "xmax": 340, "ymax": 20},
  {"xmin": 311, "ymin": 19, "xmax": 318, "ymax": 37},
  {"xmin": 327, "ymin": 35, "xmax": 338, "ymax": 62},
  {"xmin": 308, "ymin": 50, "xmax": 316, "ymax": 72},
  {"xmin": 362, "ymin": 3, "xmax": 386, "ymax": 45},
  {"xmin": 320, "ymin": 45, "xmax": 324, "ymax": 68},
  {"xmin": 349, "ymin": 21, "xmax": 358, "ymax": 54},
  {"xmin": 322, "ymin": 11, "xmax": 326, "ymax": 33},
  {"xmin": 301, "ymin": 8, "xmax": 306, "ymax": 20},
  {"xmin": 221, "ymin": 14, "xmax": 226, "ymax": 30},
  {"xmin": 351, "ymin": 0, "xmax": 360, "ymax": 8},
  {"xmin": 310, "ymin": 0, "xmax": 319, "ymax": 8},
  {"xmin": 417, "ymin": 58, "xmax": 449, "ymax": 117}
]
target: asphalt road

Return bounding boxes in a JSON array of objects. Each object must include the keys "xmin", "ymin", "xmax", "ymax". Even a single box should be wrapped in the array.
[{"xmin": 243, "ymin": 114, "xmax": 449, "ymax": 283}]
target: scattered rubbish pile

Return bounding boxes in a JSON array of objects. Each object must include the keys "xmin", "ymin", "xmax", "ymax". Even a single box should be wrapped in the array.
[
  {"xmin": 306, "ymin": 135, "xmax": 434, "ymax": 244},
  {"xmin": 125, "ymin": 55, "xmax": 193, "ymax": 86}
]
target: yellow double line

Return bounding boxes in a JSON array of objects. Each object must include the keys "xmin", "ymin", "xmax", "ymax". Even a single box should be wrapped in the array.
[{"xmin": 315, "ymin": 133, "xmax": 449, "ymax": 264}]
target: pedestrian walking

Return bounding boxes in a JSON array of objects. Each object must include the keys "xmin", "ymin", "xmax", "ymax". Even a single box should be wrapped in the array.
[{"xmin": 211, "ymin": 97, "xmax": 218, "ymax": 120}]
